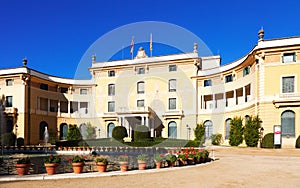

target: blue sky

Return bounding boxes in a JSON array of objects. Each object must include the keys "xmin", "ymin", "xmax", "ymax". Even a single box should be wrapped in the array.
[{"xmin": 1, "ymin": 0, "xmax": 300, "ymax": 79}]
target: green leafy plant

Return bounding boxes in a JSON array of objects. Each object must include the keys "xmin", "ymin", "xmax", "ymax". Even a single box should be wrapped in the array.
[
  {"xmin": 16, "ymin": 157, "xmax": 31, "ymax": 164},
  {"xmin": 44, "ymin": 155, "xmax": 61, "ymax": 164},
  {"xmin": 296, "ymin": 135, "xmax": 300, "ymax": 148},
  {"xmin": 137, "ymin": 154, "xmax": 148, "ymax": 161},
  {"xmin": 229, "ymin": 116, "xmax": 243, "ymax": 146},
  {"xmin": 67, "ymin": 155, "xmax": 86, "ymax": 163},
  {"xmin": 154, "ymin": 154, "xmax": 165, "ymax": 162},
  {"xmin": 244, "ymin": 115, "xmax": 262, "ymax": 147},
  {"xmin": 178, "ymin": 153, "xmax": 188, "ymax": 161},
  {"xmin": 86, "ymin": 122, "xmax": 97, "ymax": 139},
  {"xmin": 66, "ymin": 124, "xmax": 82, "ymax": 141},
  {"xmin": 261, "ymin": 133, "xmax": 274, "ymax": 148},
  {"xmin": 211, "ymin": 133, "xmax": 222, "ymax": 145},
  {"xmin": 118, "ymin": 154, "xmax": 129, "ymax": 162},
  {"xmin": 165, "ymin": 154, "xmax": 177, "ymax": 163},
  {"xmin": 95, "ymin": 157, "xmax": 108, "ymax": 164},
  {"xmin": 194, "ymin": 123, "xmax": 205, "ymax": 146},
  {"xmin": 112, "ymin": 126, "xmax": 128, "ymax": 141}
]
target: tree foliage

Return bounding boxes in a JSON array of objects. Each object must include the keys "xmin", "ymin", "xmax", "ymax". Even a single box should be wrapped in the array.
[
  {"xmin": 112, "ymin": 126, "xmax": 128, "ymax": 141},
  {"xmin": 66, "ymin": 124, "xmax": 82, "ymax": 141},
  {"xmin": 244, "ymin": 115, "xmax": 261, "ymax": 147},
  {"xmin": 194, "ymin": 123, "xmax": 205, "ymax": 145},
  {"xmin": 134, "ymin": 125, "xmax": 150, "ymax": 141},
  {"xmin": 229, "ymin": 116, "xmax": 243, "ymax": 146},
  {"xmin": 86, "ymin": 122, "xmax": 97, "ymax": 139}
]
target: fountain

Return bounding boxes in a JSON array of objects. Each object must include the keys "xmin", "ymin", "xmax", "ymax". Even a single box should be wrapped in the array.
[{"xmin": 44, "ymin": 127, "xmax": 49, "ymax": 154}]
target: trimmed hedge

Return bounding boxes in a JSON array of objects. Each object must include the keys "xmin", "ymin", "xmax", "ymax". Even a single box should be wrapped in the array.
[
  {"xmin": 261, "ymin": 133, "xmax": 274, "ymax": 148},
  {"xmin": 112, "ymin": 126, "xmax": 128, "ymax": 141},
  {"xmin": 295, "ymin": 135, "xmax": 300, "ymax": 148},
  {"xmin": 211, "ymin": 134, "xmax": 222, "ymax": 145},
  {"xmin": 133, "ymin": 125, "xmax": 150, "ymax": 141},
  {"xmin": 229, "ymin": 117, "xmax": 243, "ymax": 146}
]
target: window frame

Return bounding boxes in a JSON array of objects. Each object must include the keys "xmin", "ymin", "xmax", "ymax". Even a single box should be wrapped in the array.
[
  {"xmin": 108, "ymin": 84, "xmax": 115, "ymax": 96},
  {"xmin": 243, "ymin": 66, "xmax": 251, "ymax": 76},
  {"xmin": 282, "ymin": 52, "xmax": 296, "ymax": 63},
  {"xmin": 108, "ymin": 70, "xmax": 115, "ymax": 77},
  {"xmin": 80, "ymin": 88, "xmax": 88, "ymax": 95},
  {"xmin": 168, "ymin": 98, "xmax": 176, "ymax": 110},
  {"xmin": 40, "ymin": 83, "xmax": 48, "ymax": 90},
  {"xmin": 168, "ymin": 79, "xmax": 177, "ymax": 92},
  {"xmin": 6, "ymin": 79, "xmax": 13, "ymax": 86},
  {"xmin": 281, "ymin": 75, "xmax": 296, "ymax": 94},
  {"xmin": 6, "ymin": 96, "xmax": 13, "ymax": 107},
  {"xmin": 169, "ymin": 65, "xmax": 177, "ymax": 72},
  {"xmin": 225, "ymin": 74, "xmax": 233, "ymax": 83},
  {"xmin": 137, "ymin": 67, "xmax": 145, "ymax": 74},
  {"xmin": 108, "ymin": 101, "xmax": 115, "ymax": 112},
  {"xmin": 204, "ymin": 79, "xmax": 212, "ymax": 87},
  {"xmin": 137, "ymin": 99, "xmax": 145, "ymax": 107},
  {"xmin": 137, "ymin": 81, "xmax": 145, "ymax": 94}
]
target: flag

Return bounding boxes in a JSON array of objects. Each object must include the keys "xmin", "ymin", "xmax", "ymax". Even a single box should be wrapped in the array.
[
  {"xmin": 150, "ymin": 33, "xmax": 153, "ymax": 52},
  {"xmin": 130, "ymin": 36, "xmax": 134, "ymax": 54}
]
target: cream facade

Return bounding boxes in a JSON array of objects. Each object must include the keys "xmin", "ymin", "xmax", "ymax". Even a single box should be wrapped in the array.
[{"xmin": 1, "ymin": 30, "xmax": 300, "ymax": 147}]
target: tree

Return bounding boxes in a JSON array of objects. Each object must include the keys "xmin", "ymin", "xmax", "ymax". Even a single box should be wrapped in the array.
[
  {"xmin": 86, "ymin": 122, "xmax": 96, "ymax": 139},
  {"xmin": 229, "ymin": 116, "xmax": 243, "ymax": 146},
  {"xmin": 112, "ymin": 126, "xmax": 128, "ymax": 141},
  {"xmin": 134, "ymin": 125, "xmax": 150, "ymax": 141},
  {"xmin": 66, "ymin": 124, "xmax": 82, "ymax": 141},
  {"xmin": 194, "ymin": 123, "xmax": 205, "ymax": 145},
  {"xmin": 244, "ymin": 115, "xmax": 261, "ymax": 147}
]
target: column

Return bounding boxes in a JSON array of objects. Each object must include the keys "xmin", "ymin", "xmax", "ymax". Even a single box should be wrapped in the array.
[
  {"xmin": 212, "ymin": 94, "xmax": 215, "ymax": 109},
  {"xmin": 67, "ymin": 101, "xmax": 70, "ymax": 115},
  {"xmin": 48, "ymin": 99, "xmax": 50, "ymax": 112},
  {"xmin": 201, "ymin": 95, "xmax": 204, "ymax": 109},
  {"xmin": 243, "ymin": 86, "xmax": 246, "ymax": 102},
  {"xmin": 233, "ymin": 89, "xmax": 236, "ymax": 105},
  {"xmin": 145, "ymin": 116, "xmax": 149, "ymax": 127},
  {"xmin": 118, "ymin": 116, "xmax": 122, "ymax": 126},
  {"xmin": 58, "ymin": 100, "xmax": 61, "ymax": 116},
  {"xmin": 141, "ymin": 116, "xmax": 145, "ymax": 126}
]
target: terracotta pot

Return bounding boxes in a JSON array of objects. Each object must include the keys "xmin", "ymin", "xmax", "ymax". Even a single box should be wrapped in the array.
[
  {"xmin": 178, "ymin": 159, "xmax": 186, "ymax": 166},
  {"xmin": 168, "ymin": 161, "xmax": 175, "ymax": 167},
  {"xmin": 15, "ymin": 164, "xmax": 30, "ymax": 176},
  {"xmin": 138, "ymin": 160, "xmax": 146, "ymax": 170},
  {"xmin": 187, "ymin": 158, "xmax": 194, "ymax": 165},
  {"xmin": 155, "ymin": 161, "xmax": 162, "ymax": 169},
  {"xmin": 119, "ymin": 161, "xmax": 129, "ymax": 172},
  {"xmin": 45, "ymin": 163, "xmax": 59, "ymax": 175},
  {"xmin": 72, "ymin": 162, "xmax": 84, "ymax": 174},
  {"xmin": 96, "ymin": 162, "xmax": 107, "ymax": 172}
]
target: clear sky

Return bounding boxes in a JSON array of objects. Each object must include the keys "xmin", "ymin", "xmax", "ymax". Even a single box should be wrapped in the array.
[{"xmin": 1, "ymin": 0, "xmax": 300, "ymax": 79}]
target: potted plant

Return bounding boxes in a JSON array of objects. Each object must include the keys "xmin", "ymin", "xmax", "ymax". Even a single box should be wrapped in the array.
[
  {"xmin": 0, "ymin": 158, "xmax": 3, "ymax": 167},
  {"xmin": 165, "ymin": 154, "xmax": 177, "ymax": 167},
  {"xmin": 177, "ymin": 153, "xmax": 188, "ymax": 166},
  {"xmin": 153, "ymin": 154, "xmax": 164, "ymax": 169},
  {"xmin": 187, "ymin": 153, "xmax": 195, "ymax": 165},
  {"xmin": 67, "ymin": 155, "xmax": 86, "ymax": 174},
  {"xmin": 95, "ymin": 157, "xmax": 108, "ymax": 172},
  {"xmin": 118, "ymin": 154, "xmax": 129, "ymax": 172},
  {"xmin": 44, "ymin": 155, "xmax": 61, "ymax": 175},
  {"xmin": 137, "ymin": 154, "xmax": 148, "ymax": 170},
  {"xmin": 15, "ymin": 157, "xmax": 31, "ymax": 176}
]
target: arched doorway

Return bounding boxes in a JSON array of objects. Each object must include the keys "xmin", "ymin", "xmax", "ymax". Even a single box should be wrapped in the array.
[
  {"xmin": 107, "ymin": 123, "xmax": 115, "ymax": 138},
  {"xmin": 204, "ymin": 120, "xmax": 213, "ymax": 140},
  {"xmin": 39, "ymin": 121, "xmax": 48, "ymax": 140},
  {"xmin": 60, "ymin": 123, "xmax": 68, "ymax": 140},
  {"xmin": 225, "ymin": 118, "xmax": 232, "ymax": 139},
  {"xmin": 281, "ymin": 110, "xmax": 295, "ymax": 137},
  {"xmin": 79, "ymin": 123, "xmax": 87, "ymax": 139},
  {"xmin": 168, "ymin": 121, "xmax": 177, "ymax": 138}
]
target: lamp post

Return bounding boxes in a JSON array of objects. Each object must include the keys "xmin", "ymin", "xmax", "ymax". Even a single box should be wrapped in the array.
[
  {"xmin": 259, "ymin": 119, "xmax": 264, "ymax": 148},
  {"xmin": 15, "ymin": 125, "xmax": 18, "ymax": 146},
  {"xmin": 98, "ymin": 128, "xmax": 101, "ymax": 138}
]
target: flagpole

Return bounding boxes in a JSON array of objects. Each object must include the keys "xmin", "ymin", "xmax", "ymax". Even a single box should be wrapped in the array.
[{"xmin": 150, "ymin": 33, "xmax": 153, "ymax": 57}]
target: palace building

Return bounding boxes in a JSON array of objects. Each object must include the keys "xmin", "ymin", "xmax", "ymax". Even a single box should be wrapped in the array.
[{"xmin": 1, "ymin": 29, "xmax": 300, "ymax": 147}]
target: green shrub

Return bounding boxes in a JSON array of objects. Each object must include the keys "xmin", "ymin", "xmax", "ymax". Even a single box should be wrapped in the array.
[
  {"xmin": 194, "ymin": 123, "xmax": 205, "ymax": 145},
  {"xmin": 295, "ymin": 135, "xmax": 300, "ymax": 148},
  {"xmin": 185, "ymin": 140, "xmax": 201, "ymax": 147},
  {"xmin": 244, "ymin": 116, "xmax": 261, "ymax": 147},
  {"xmin": 112, "ymin": 126, "xmax": 128, "ymax": 141},
  {"xmin": 86, "ymin": 122, "xmax": 97, "ymax": 139},
  {"xmin": 134, "ymin": 125, "xmax": 150, "ymax": 141},
  {"xmin": 211, "ymin": 133, "xmax": 222, "ymax": 145},
  {"xmin": 261, "ymin": 133, "xmax": 274, "ymax": 148},
  {"xmin": 66, "ymin": 124, "xmax": 82, "ymax": 141},
  {"xmin": 229, "ymin": 116, "xmax": 243, "ymax": 146}
]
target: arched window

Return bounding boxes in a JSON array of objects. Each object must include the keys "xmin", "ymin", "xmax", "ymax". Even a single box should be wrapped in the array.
[
  {"xmin": 281, "ymin": 110, "xmax": 295, "ymax": 137},
  {"xmin": 204, "ymin": 120, "xmax": 213, "ymax": 140},
  {"xmin": 39, "ymin": 121, "xmax": 48, "ymax": 140},
  {"xmin": 60, "ymin": 123, "xmax": 68, "ymax": 140},
  {"xmin": 168, "ymin": 121, "xmax": 177, "ymax": 138},
  {"xmin": 137, "ymin": 81, "xmax": 145, "ymax": 94},
  {"xmin": 225, "ymin": 118, "xmax": 232, "ymax": 139},
  {"xmin": 79, "ymin": 123, "xmax": 87, "ymax": 139},
  {"xmin": 245, "ymin": 115, "xmax": 250, "ymax": 123},
  {"xmin": 107, "ymin": 123, "xmax": 115, "ymax": 138}
]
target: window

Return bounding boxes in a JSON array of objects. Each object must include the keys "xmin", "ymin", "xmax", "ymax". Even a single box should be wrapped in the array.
[
  {"xmin": 281, "ymin": 110, "xmax": 295, "ymax": 137},
  {"xmin": 137, "ymin": 67, "xmax": 145, "ymax": 74},
  {"xmin": 80, "ymin": 88, "xmax": 88, "ymax": 95},
  {"xmin": 204, "ymin": 120, "xmax": 213, "ymax": 140},
  {"xmin": 225, "ymin": 118, "xmax": 231, "ymax": 139},
  {"xmin": 137, "ymin": 99, "xmax": 145, "ymax": 107},
  {"xmin": 60, "ymin": 87, "xmax": 68, "ymax": 93},
  {"xmin": 282, "ymin": 52, "xmax": 296, "ymax": 63},
  {"xmin": 168, "ymin": 98, "xmax": 176, "ymax": 110},
  {"xmin": 225, "ymin": 74, "xmax": 233, "ymax": 83},
  {"xmin": 169, "ymin": 79, "xmax": 177, "ymax": 92},
  {"xmin": 6, "ymin": 79, "xmax": 13, "ymax": 86},
  {"xmin": 108, "ymin": 101, "xmax": 115, "ymax": 112},
  {"xmin": 60, "ymin": 123, "xmax": 68, "ymax": 140},
  {"xmin": 243, "ymin": 66, "xmax": 251, "ymax": 76},
  {"xmin": 79, "ymin": 123, "xmax": 87, "ymax": 140},
  {"xmin": 40, "ymin": 83, "xmax": 48, "ymax": 90},
  {"xmin": 107, "ymin": 123, "xmax": 115, "ymax": 138},
  {"xmin": 80, "ymin": 102, "xmax": 88, "ymax": 114},
  {"xmin": 108, "ymin": 84, "xmax": 115, "ymax": 96},
  {"xmin": 169, "ymin": 65, "xmax": 177, "ymax": 72},
  {"xmin": 137, "ymin": 81, "xmax": 145, "ymax": 94},
  {"xmin": 108, "ymin": 70, "xmax": 115, "ymax": 77},
  {"xmin": 168, "ymin": 121, "xmax": 177, "ymax": 138},
  {"xmin": 6, "ymin": 96, "xmax": 13, "ymax": 107},
  {"xmin": 282, "ymin": 76, "xmax": 295, "ymax": 93},
  {"xmin": 204, "ymin": 79, "xmax": 212, "ymax": 87}
]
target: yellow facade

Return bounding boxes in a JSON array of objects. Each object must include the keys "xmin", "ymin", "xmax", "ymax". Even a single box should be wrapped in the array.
[{"xmin": 0, "ymin": 31, "xmax": 300, "ymax": 147}]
